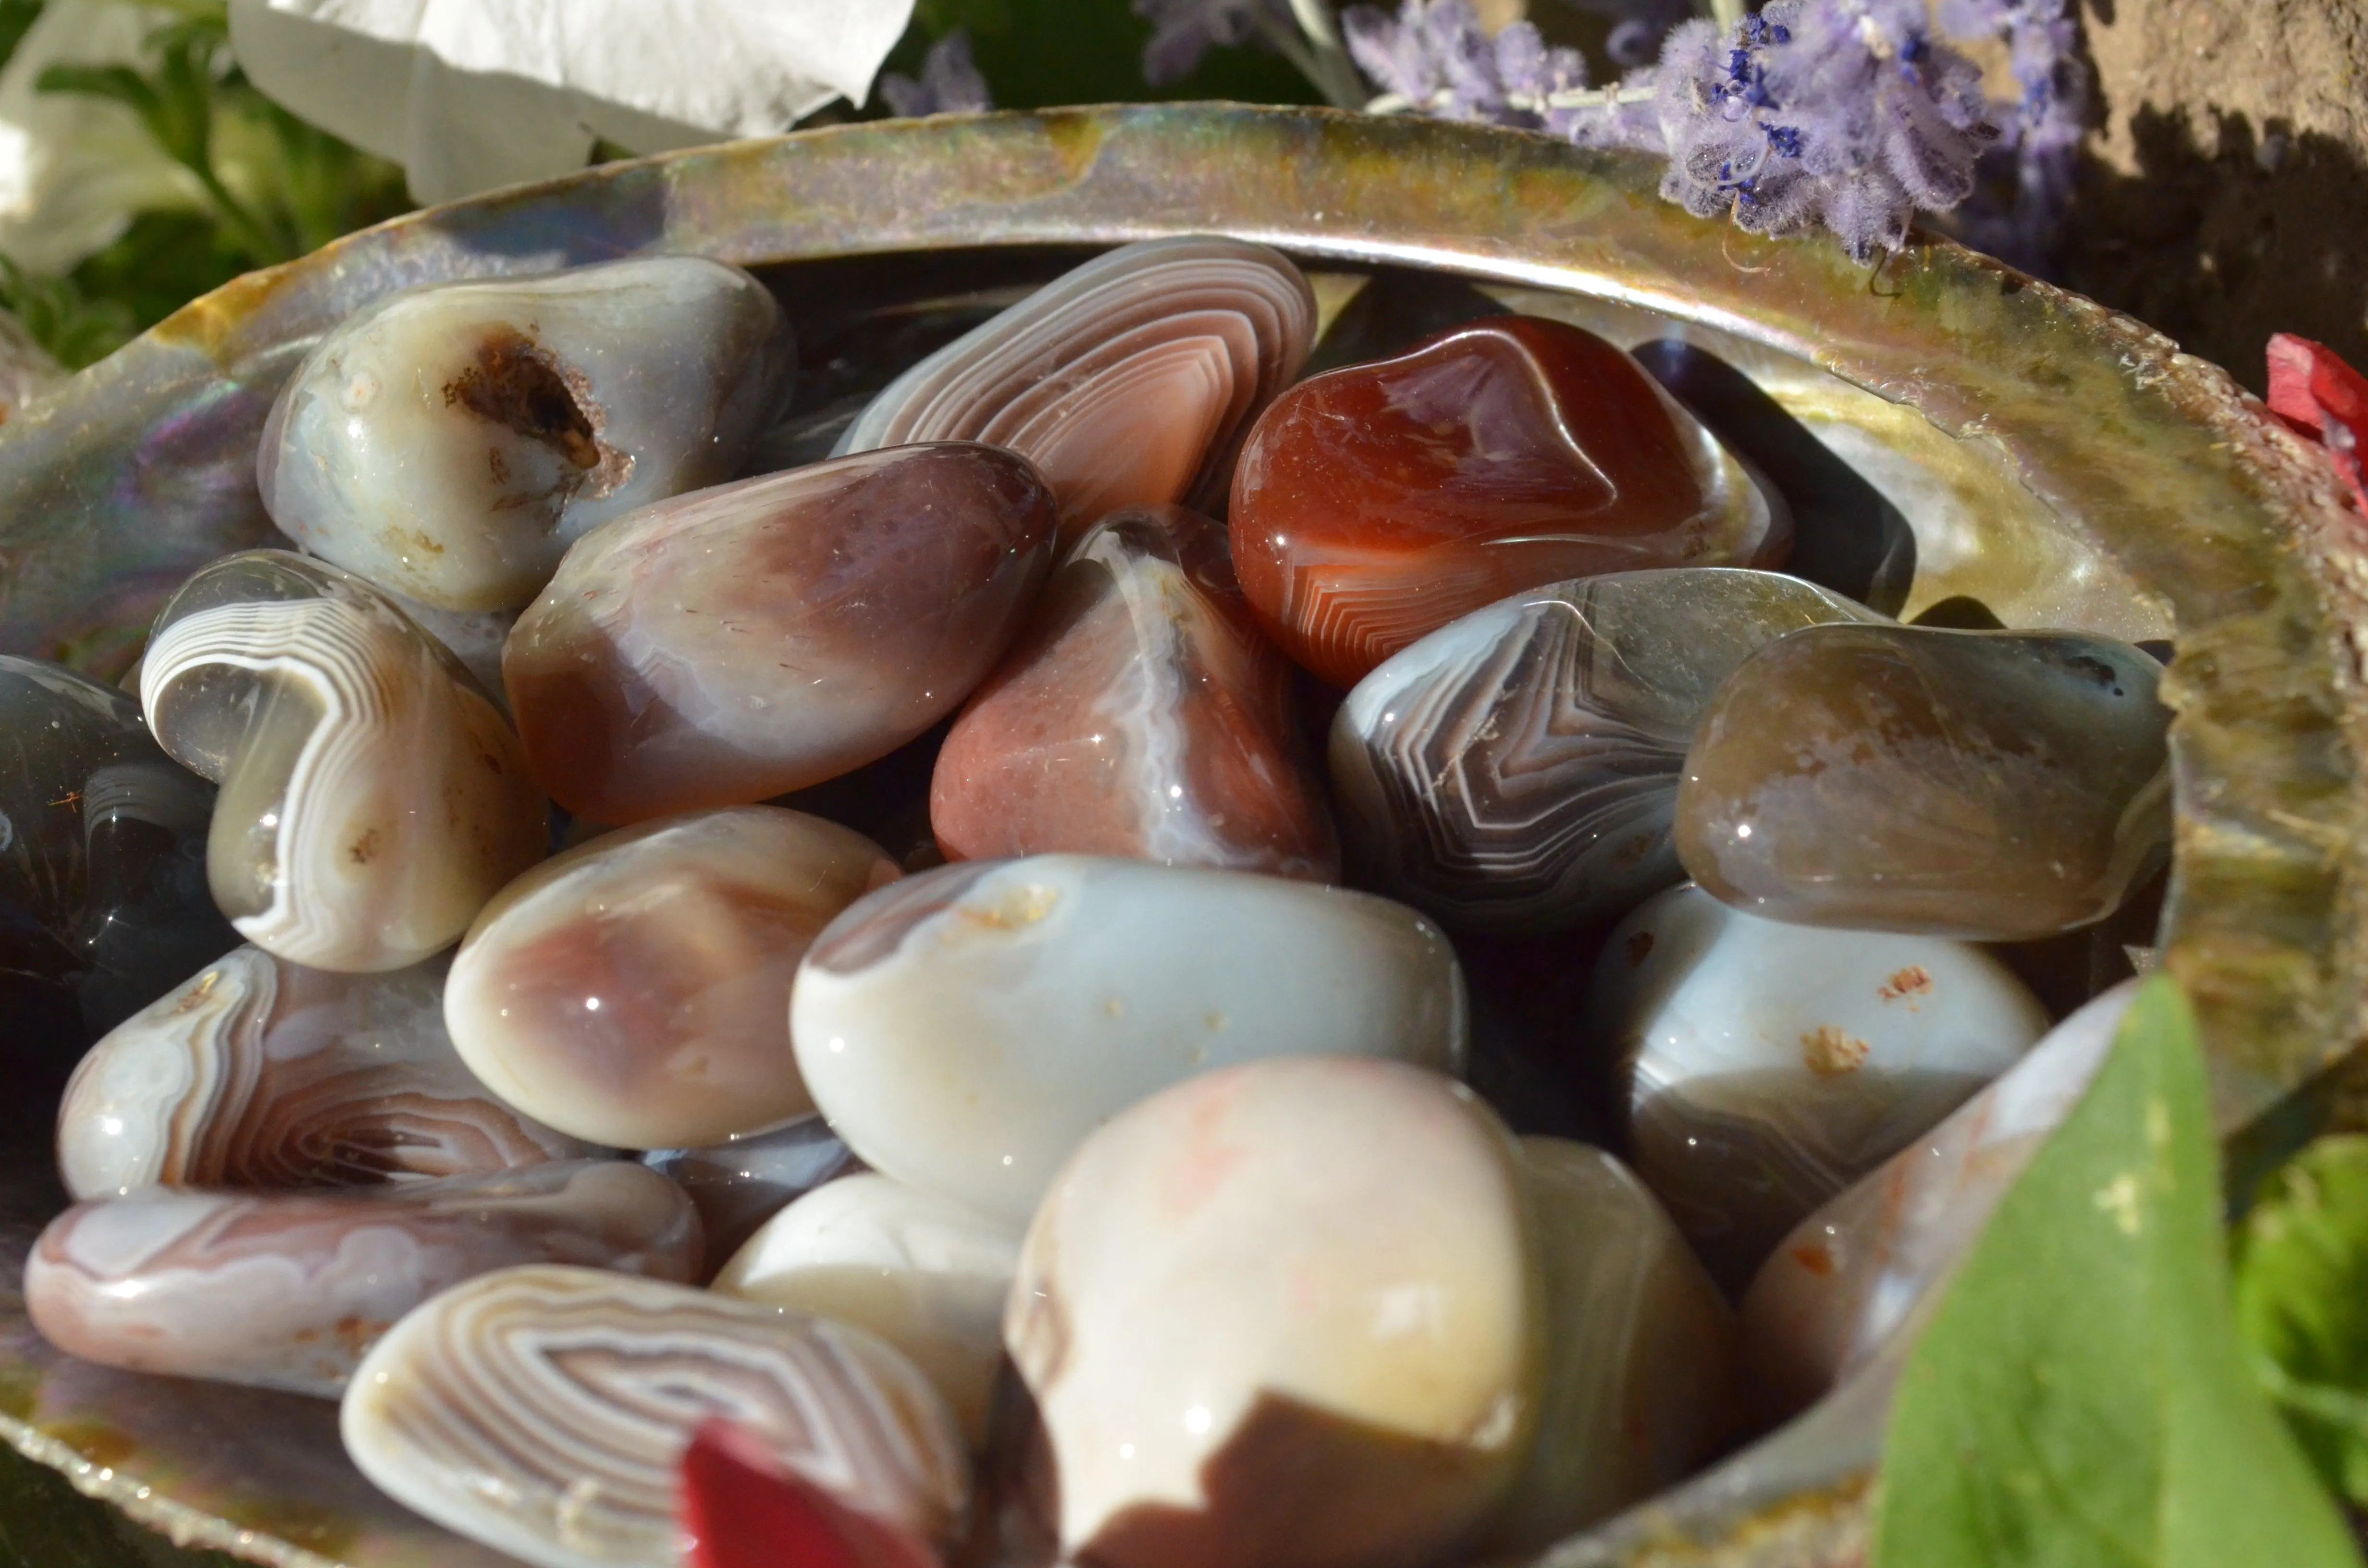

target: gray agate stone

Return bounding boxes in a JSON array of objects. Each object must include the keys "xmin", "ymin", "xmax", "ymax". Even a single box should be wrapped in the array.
[
  {"xmin": 259, "ymin": 257, "xmax": 793, "ymax": 612},
  {"xmin": 1330, "ymin": 569, "xmax": 1880, "ymax": 934}
]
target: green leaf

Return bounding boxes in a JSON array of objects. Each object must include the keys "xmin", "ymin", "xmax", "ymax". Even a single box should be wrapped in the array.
[
  {"xmin": 2235, "ymin": 1134, "xmax": 2368, "ymax": 1508},
  {"xmin": 1872, "ymin": 975, "xmax": 2363, "ymax": 1568},
  {"xmin": 0, "ymin": 0, "xmax": 45, "ymax": 77}
]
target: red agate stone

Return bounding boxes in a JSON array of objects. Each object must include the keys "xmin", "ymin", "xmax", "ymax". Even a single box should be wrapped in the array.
[
  {"xmin": 1228, "ymin": 316, "xmax": 1782, "ymax": 688},
  {"xmin": 681, "ymin": 1420, "xmax": 941, "ymax": 1568},
  {"xmin": 930, "ymin": 506, "xmax": 1337, "ymax": 881}
]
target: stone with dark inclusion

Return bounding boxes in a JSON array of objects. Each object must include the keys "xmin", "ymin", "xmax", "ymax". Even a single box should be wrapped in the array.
[
  {"xmin": 931, "ymin": 505, "xmax": 1338, "ymax": 882},
  {"xmin": 1229, "ymin": 316, "xmax": 1783, "ymax": 689},
  {"xmin": 0, "ymin": 654, "xmax": 237, "ymax": 1069},
  {"xmin": 1331, "ymin": 568, "xmax": 1880, "ymax": 934},
  {"xmin": 1675, "ymin": 624, "xmax": 2172, "ymax": 940}
]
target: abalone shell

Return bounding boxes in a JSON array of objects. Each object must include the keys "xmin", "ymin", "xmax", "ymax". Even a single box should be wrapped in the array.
[
  {"xmin": 503, "ymin": 443, "xmax": 1057, "ymax": 824},
  {"xmin": 930, "ymin": 504, "xmax": 1337, "ymax": 881}
]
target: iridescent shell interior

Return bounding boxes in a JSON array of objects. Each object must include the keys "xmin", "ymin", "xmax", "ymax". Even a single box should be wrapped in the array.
[{"xmin": 1, "ymin": 106, "xmax": 2363, "ymax": 1568}]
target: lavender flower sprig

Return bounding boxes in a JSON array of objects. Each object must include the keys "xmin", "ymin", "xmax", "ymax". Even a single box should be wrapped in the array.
[{"xmin": 879, "ymin": 30, "xmax": 995, "ymax": 118}]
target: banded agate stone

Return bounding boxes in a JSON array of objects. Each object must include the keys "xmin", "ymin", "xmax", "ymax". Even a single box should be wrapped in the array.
[
  {"xmin": 641, "ymin": 1115, "xmax": 856, "ymax": 1265},
  {"xmin": 931, "ymin": 505, "xmax": 1337, "ymax": 881},
  {"xmin": 505, "ymin": 444, "xmax": 1057, "ymax": 823},
  {"xmin": 1007, "ymin": 1057, "xmax": 1541, "ymax": 1568},
  {"xmin": 260, "ymin": 257, "xmax": 791, "ymax": 612},
  {"xmin": 791, "ymin": 856, "xmax": 1468, "ymax": 1225},
  {"xmin": 25, "ymin": 1160, "xmax": 699, "ymax": 1397},
  {"xmin": 1740, "ymin": 982, "xmax": 2135, "ymax": 1423},
  {"xmin": 837, "ymin": 238, "xmax": 1315, "ymax": 542},
  {"xmin": 140, "ymin": 551, "xmax": 547, "ymax": 972},
  {"xmin": 0, "ymin": 655, "xmax": 235, "ymax": 1054},
  {"xmin": 1675, "ymin": 624, "xmax": 2172, "ymax": 939},
  {"xmin": 1229, "ymin": 316, "xmax": 1780, "ymax": 688},
  {"xmin": 342, "ymin": 1265, "xmax": 969, "ymax": 1568},
  {"xmin": 714, "ymin": 1173, "xmax": 1021, "ymax": 1447},
  {"xmin": 445, "ymin": 807, "xmax": 900, "ymax": 1150},
  {"xmin": 59, "ymin": 944, "xmax": 594, "ymax": 1200},
  {"xmin": 1589, "ymin": 884, "xmax": 2048, "ymax": 1291},
  {"xmin": 1331, "ymin": 568, "xmax": 1879, "ymax": 933}
]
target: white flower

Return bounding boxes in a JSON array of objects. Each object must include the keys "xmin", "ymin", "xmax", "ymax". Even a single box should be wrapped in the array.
[
  {"xmin": 0, "ymin": 2, "xmax": 205, "ymax": 274},
  {"xmin": 226, "ymin": 0, "xmax": 917, "ymax": 206}
]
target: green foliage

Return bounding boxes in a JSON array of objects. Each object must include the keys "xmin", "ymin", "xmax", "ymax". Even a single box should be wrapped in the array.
[
  {"xmin": 1872, "ymin": 975, "xmax": 2362, "ymax": 1568},
  {"xmin": 2235, "ymin": 1134, "xmax": 2368, "ymax": 1511}
]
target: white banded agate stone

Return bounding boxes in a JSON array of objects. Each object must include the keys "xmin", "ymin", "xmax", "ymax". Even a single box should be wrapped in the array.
[
  {"xmin": 1006, "ymin": 1056, "xmax": 1542, "ymax": 1568},
  {"xmin": 1588, "ymin": 883, "xmax": 2049, "ymax": 1291},
  {"xmin": 836, "ymin": 237, "xmax": 1315, "ymax": 544},
  {"xmin": 640, "ymin": 1115, "xmax": 856, "ymax": 1265},
  {"xmin": 139, "ymin": 550, "xmax": 548, "ymax": 972},
  {"xmin": 24, "ymin": 1160, "xmax": 698, "ymax": 1397},
  {"xmin": 58, "ymin": 944, "xmax": 595, "ymax": 1200},
  {"xmin": 259, "ymin": 257, "xmax": 792, "ymax": 612},
  {"xmin": 1490, "ymin": 1137, "xmax": 1739, "ymax": 1552},
  {"xmin": 504, "ymin": 443, "xmax": 1058, "ymax": 824},
  {"xmin": 445, "ymin": 806, "xmax": 900, "ymax": 1150},
  {"xmin": 791, "ymin": 855, "xmax": 1468, "ymax": 1226},
  {"xmin": 341, "ymin": 1264, "xmax": 969, "ymax": 1568},
  {"xmin": 1740, "ymin": 981, "xmax": 2137, "ymax": 1423},
  {"xmin": 713, "ymin": 1173, "xmax": 1021, "ymax": 1447}
]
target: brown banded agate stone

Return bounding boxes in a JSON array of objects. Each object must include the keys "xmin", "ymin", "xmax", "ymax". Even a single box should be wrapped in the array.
[
  {"xmin": 1674, "ymin": 624, "xmax": 2172, "ymax": 939},
  {"xmin": 504, "ymin": 442, "xmax": 1057, "ymax": 824},
  {"xmin": 930, "ymin": 505, "xmax": 1337, "ymax": 881},
  {"xmin": 1229, "ymin": 316, "xmax": 1780, "ymax": 689}
]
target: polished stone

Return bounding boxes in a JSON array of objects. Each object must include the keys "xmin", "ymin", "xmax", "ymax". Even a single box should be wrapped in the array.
[
  {"xmin": 641, "ymin": 1115, "xmax": 857, "ymax": 1268},
  {"xmin": 1229, "ymin": 316, "xmax": 1779, "ymax": 688},
  {"xmin": 931, "ymin": 505, "xmax": 1336, "ymax": 881},
  {"xmin": 504, "ymin": 443, "xmax": 1057, "ymax": 823},
  {"xmin": 1675, "ymin": 624, "xmax": 2172, "ymax": 939}
]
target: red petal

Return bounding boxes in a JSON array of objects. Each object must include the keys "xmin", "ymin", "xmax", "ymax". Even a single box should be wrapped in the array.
[
  {"xmin": 679, "ymin": 1420, "xmax": 942, "ymax": 1568},
  {"xmin": 2266, "ymin": 333, "xmax": 2368, "ymax": 518}
]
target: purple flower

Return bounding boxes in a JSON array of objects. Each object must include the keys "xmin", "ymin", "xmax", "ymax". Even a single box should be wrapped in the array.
[
  {"xmin": 879, "ymin": 30, "xmax": 993, "ymax": 118},
  {"xmin": 1936, "ymin": 0, "xmax": 2088, "ymax": 270},
  {"xmin": 1341, "ymin": 0, "xmax": 1590, "ymax": 127},
  {"xmin": 1135, "ymin": 0, "xmax": 1301, "ymax": 85}
]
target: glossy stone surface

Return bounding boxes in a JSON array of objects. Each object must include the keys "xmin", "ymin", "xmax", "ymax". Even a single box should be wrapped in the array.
[
  {"xmin": 1490, "ymin": 1137, "xmax": 1739, "ymax": 1551},
  {"xmin": 641, "ymin": 1115, "xmax": 857, "ymax": 1267},
  {"xmin": 1676, "ymin": 624, "xmax": 2173, "ymax": 939},
  {"xmin": 446, "ymin": 807, "xmax": 899, "ymax": 1151},
  {"xmin": 714, "ymin": 1173, "xmax": 1020, "ymax": 1448},
  {"xmin": 259, "ymin": 257, "xmax": 791, "ymax": 612},
  {"xmin": 139, "ymin": 550, "xmax": 548, "ymax": 972},
  {"xmin": 504, "ymin": 443, "xmax": 1057, "ymax": 823},
  {"xmin": 341, "ymin": 1264, "xmax": 969, "ymax": 1568},
  {"xmin": 931, "ymin": 505, "xmax": 1336, "ymax": 881},
  {"xmin": 1007, "ymin": 1056, "xmax": 1540, "ymax": 1568},
  {"xmin": 25, "ymin": 1161, "xmax": 699, "ymax": 1397},
  {"xmin": 1229, "ymin": 316, "xmax": 1779, "ymax": 688},
  {"xmin": 792, "ymin": 855, "xmax": 1468, "ymax": 1226},
  {"xmin": 683, "ymin": 1420, "xmax": 944, "ymax": 1568},
  {"xmin": 837, "ymin": 238, "xmax": 1314, "ymax": 542},
  {"xmin": 1740, "ymin": 982, "xmax": 2136, "ymax": 1423},
  {"xmin": 58, "ymin": 944, "xmax": 595, "ymax": 1200},
  {"xmin": 1589, "ymin": 883, "xmax": 2049, "ymax": 1290},
  {"xmin": 1331, "ymin": 569, "xmax": 1880, "ymax": 934},
  {"xmin": 0, "ymin": 654, "xmax": 236, "ymax": 1054}
]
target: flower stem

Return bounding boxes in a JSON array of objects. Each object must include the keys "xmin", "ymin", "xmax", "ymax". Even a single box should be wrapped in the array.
[
  {"xmin": 1268, "ymin": 0, "xmax": 1370, "ymax": 110},
  {"xmin": 1706, "ymin": 0, "xmax": 1748, "ymax": 32}
]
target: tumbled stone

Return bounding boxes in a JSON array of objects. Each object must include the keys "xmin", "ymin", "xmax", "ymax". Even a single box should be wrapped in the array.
[
  {"xmin": 714, "ymin": 1173, "xmax": 1021, "ymax": 1447},
  {"xmin": 260, "ymin": 257, "xmax": 792, "ymax": 612},
  {"xmin": 792, "ymin": 856, "xmax": 1467, "ymax": 1226},
  {"xmin": 342, "ymin": 1264, "xmax": 969, "ymax": 1568},
  {"xmin": 1006, "ymin": 1056, "xmax": 1540, "ymax": 1568},
  {"xmin": 1588, "ymin": 883, "xmax": 2049, "ymax": 1290},
  {"xmin": 931, "ymin": 505, "xmax": 1336, "ymax": 881},
  {"xmin": 1675, "ymin": 623, "xmax": 2172, "ymax": 939},
  {"xmin": 140, "ymin": 550, "xmax": 547, "ymax": 972},
  {"xmin": 1229, "ymin": 316, "xmax": 1781, "ymax": 688},
  {"xmin": 1488, "ymin": 1137, "xmax": 1739, "ymax": 1551},
  {"xmin": 641, "ymin": 1115, "xmax": 857, "ymax": 1266},
  {"xmin": 1331, "ymin": 568, "xmax": 1879, "ymax": 933},
  {"xmin": 682, "ymin": 1420, "xmax": 943, "ymax": 1568},
  {"xmin": 837, "ymin": 238, "xmax": 1314, "ymax": 543},
  {"xmin": 58, "ymin": 944, "xmax": 595, "ymax": 1200},
  {"xmin": 504, "ymin": 443, "xmax": 1057, "ymax": 823},
  {"xmin": 445, "ymin": 807, "xmax": 899, "ymax": 1150},
  {"xmin": 1740, "ymin": 982, "xmax": 2136, "ymax": 1423},
  {"xmin": 25, "ymin": 1161, "xmax": 699, "ymax": 1397},
  {"xmin": 0, "ymin": 654, "xmax": 236, "ymax": 1055}
]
